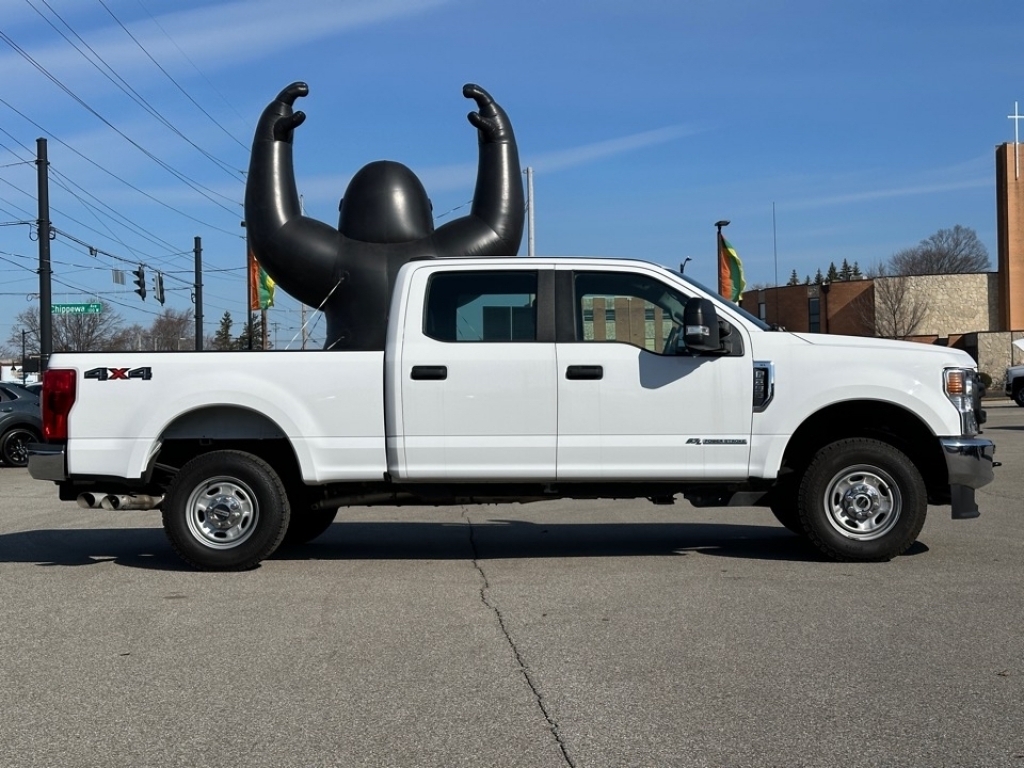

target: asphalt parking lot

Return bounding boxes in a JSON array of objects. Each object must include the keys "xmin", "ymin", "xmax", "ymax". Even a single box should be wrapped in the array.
[{"xmin": 1, "ymin": 403, "xmax": 1022, "ymax": 768}]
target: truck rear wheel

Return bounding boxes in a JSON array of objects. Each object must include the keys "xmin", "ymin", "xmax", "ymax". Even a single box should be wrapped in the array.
[
  {"xmin": 162, "ymin": 450, "xmax": 290, "ymax": 571},
  {"xmin": 797, "ymin": 438, "xmax": 926, "ymax": 562}
]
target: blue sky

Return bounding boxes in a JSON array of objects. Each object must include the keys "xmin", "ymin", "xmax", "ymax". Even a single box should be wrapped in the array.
[{"xmin": 1, "ymin": 0, "xmax": 1021, "ymax": 350}]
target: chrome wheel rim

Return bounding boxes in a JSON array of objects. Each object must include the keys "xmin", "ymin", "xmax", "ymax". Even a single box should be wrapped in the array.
[
  {"xmin": 822, "ymin": 464, "xmax": 901, "ymax": 540},
  {"xmin": 185, "ymin": 476, "xmax": 259, "ymax": 549}
]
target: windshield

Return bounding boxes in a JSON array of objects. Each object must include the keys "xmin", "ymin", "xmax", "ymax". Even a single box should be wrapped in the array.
[{"xmin": 670, "ymin": 270, "xmax": 773, "ymax": 331}]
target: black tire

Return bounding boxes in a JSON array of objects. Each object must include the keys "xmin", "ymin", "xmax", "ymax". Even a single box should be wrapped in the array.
[
  {"xmin": 797, "ymin": 438, "xmax": 926, "ymax": 562},
  {"xmin": 281, "ymin": 508, "xmax": 338, "ymax": 547},
  {"xmin": 161, "ymin": 450, "xmax": 290, "ymax": 571},
  {"xmin": 1014, "ymin": 384, "xmax": 1024, "ymax": 408},
  {"xmin": 1, "ymin": 426, "xmax": 40, "ymax": 468}
]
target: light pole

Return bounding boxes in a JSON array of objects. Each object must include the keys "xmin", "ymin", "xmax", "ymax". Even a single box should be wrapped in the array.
[
  {"xmin": 679, "ymin": 257, "xmax": 692, "ymax": 274},
  {"xmin": 21, "ymin": 330, "xmax": 27, "ymax": 384}
]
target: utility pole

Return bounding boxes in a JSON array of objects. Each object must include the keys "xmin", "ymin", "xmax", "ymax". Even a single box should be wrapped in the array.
[
  {"xmin": 36, "ymin": 138, "xmax": 52, "ymax": 371},
  {"xmin": 21, "ymin": 330, "xmax": 27, "ymax": 385},
  {"xmin": 525, "ymin": 167, "xmax": 535, "ymax": 256},
  {"xmin": 194, "ymin": 236, "xmax": 204, "ymax": 350},
  {"xmin": 242, "ymin": 222, "xmax": 253, "ymax": 351}
]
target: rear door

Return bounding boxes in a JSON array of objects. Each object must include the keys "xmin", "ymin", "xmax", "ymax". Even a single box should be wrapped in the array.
[{"xmin": 394, "ymin": 266, "xmax": 558, "ymax": 480}]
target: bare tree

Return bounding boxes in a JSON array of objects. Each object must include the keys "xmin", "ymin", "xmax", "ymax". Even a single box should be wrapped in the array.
[
  {"xmin": 7, "ymin": 306, "xmax": 126, "ymax": 353},
  {"xmin": 108, "ymin": 324, "xmax": 147, "ymax": 351},
  {"xmin": 147, "ymin": 308, "xmax": 195, "ymax": 350},
  {"xmin": 888, "ymin": 225, "xmax": 990, "ymax": 275},
  {"xmin": 872, "ymin": 270, "xmax": 927, "ymax": 340}
]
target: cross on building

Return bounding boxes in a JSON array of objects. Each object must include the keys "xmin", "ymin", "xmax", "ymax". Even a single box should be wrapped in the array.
[{"xmin": 1009, "ymin": 101, "xmax": 1023, "ymax": 179}]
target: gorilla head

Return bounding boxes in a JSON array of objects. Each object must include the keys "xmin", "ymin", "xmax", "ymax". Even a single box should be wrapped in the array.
[{"xmin": 338, "ymin": 160, "xmax": 434, "ymax": 244}]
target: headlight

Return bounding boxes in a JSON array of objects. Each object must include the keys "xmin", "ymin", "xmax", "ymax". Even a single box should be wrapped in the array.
[{"xmin": 944, "ymin": 368, "xmax": 978, "ymax": 436}]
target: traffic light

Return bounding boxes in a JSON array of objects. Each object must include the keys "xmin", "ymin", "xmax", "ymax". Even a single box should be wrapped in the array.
[
  {"xmin": 133, "ymin": 266, "xmax": 146, "ymax": 301},
  {"xmin": 154, "ymin": 272, "xmax": 165, "ymax": 305}
]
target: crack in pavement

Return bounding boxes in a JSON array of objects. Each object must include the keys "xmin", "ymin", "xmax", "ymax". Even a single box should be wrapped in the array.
[{"xmin": 462, "ymin": 510, "xmax": 577, "ymax": 768}]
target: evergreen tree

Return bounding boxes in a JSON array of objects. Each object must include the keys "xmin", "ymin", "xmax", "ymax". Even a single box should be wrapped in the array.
[
  {"xmin": 840, "ymin": 258, "xmax": 852, "ymax": 281},
  {"xmin": 212, "ymin": 311, "xmax": 234, "ymax": 350},
  {"xmin": 234, "ymin": 313, "xmax": 272, "ymax": 350},
  {"xmin": 787, "ymin": 269, "xmax": 800, "ymax": 286},
  {"xmin": 852, "ymin": 261, "xmax": 862, "ymax": 279},
  {"xmin": 804, "ymin": 275, "xmax": 811, "ymax": 284},
  {"xmin": 814, "ymin": 269, "xmax": 824, "ymax": 285},
  {"xmin": 826, "ymin": 262, "xmax": 839, "ymax": 283}
]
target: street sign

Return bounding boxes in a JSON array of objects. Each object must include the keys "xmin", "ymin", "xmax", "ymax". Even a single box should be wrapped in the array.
[{"xmin": 51, "ymin": 303, "xmax": 103, "ymax": 314}]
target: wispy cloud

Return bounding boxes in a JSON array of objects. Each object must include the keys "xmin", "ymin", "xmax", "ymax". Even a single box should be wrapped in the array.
[
  {"xmin": 780, "ymin": 153, "xmax": 993, "ymax": 211},
  {"xmin": 527, "ymin": 125, "xmax": 701, "ymax": 173},
  {"xmin": 287, "ymin": 124, "xmax": 702, "ymax": 205},
  {"xmin": 1, "ymin": 0, "xmax": 456, "ymax": 83},
  {"xmin": 785, "ymin": 178, "xmax": 990, "ymax": 210}
]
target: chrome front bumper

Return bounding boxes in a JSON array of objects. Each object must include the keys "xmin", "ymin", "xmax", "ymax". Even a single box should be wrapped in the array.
[
  {"xmin": 27, "ymin": 443, "xmax": 68, "ymax": 482},
  {"xmin": 940, "ymin": 437, "xmax": 996, "ymax": 520}
]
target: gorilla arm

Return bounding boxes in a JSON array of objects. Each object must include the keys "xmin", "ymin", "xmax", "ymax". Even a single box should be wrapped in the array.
[
  {"xmin": 244, "ymin": 83, "xmax": 342, "ymax": 308},
  {"xmin": 433, "ymin": 84, "xmax": 525, "ymax": 258}
]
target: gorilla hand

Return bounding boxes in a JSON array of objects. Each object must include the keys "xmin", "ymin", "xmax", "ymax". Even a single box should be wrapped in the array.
[
  {"xmin": 464, "ymin": 83, "xmax": 513, "ymax": 144},
  {"xmin": 254, "ymin": 81, "xmax": 308, "ymax": 143}
]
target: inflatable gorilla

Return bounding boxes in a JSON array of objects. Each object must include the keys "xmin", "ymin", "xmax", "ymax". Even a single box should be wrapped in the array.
[{"xmin": 244, "ymin": 82, "xmax": 524, "ymax": 351}]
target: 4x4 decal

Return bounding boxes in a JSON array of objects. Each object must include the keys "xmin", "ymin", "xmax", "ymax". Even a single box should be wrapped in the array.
[{"xmin": 84, "ymin": 367, "xmax": 152, "ymax": 381}]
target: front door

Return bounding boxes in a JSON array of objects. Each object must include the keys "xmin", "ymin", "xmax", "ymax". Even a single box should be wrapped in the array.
[{"xmin": 556, "ymin": 267, "xmax": 753, "ymax": 480}]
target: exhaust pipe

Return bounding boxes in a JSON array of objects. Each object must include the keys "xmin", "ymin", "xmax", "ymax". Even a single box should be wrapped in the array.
[
  {"xmin": 99, "ymin": 494, "xmax": 164, "ymax": 511},
  {"xmin": 76, "ymin": 492, "xmax": 102, "ymax": 509}
]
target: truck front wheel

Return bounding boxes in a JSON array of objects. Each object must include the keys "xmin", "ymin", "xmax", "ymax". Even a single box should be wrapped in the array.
[
  {"xmin": 162, "ymin": 450, "xmax": 290, "ymax": 571},
  {"xmin": 797, "ymin": 438, "xmax": 926, "ymax": 562}
]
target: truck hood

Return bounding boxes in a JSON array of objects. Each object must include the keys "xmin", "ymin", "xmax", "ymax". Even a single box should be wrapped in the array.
[{"xmin": 787, "ymin": 332, "xmax": 976, "ymax": 367}]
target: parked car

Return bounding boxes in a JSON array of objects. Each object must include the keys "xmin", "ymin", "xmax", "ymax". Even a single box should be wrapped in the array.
[
  {"xmin": 0, "ymin": 383, "xmax": 42, "ymax": 467},
  {"xmin": 2, "ymin": 382, "xmax": 40, "ymax": 400},
  {"xmin": 1006, "ymin": 339, "xmax": 1024, "ymax": 407}
]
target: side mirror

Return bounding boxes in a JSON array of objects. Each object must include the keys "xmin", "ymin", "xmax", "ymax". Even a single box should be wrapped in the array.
[{"xmin": 682, "ymin": 297, "xmax": 721, "ymax": 354}]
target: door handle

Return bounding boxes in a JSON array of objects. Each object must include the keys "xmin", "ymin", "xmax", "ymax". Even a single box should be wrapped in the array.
[
  {"xmin": 411, "ymin": 365, "xmax": 448, "ymax": 381},
  {"xmin": 565, "ymin": 365, "xmax": 603, "ymax": 380}
]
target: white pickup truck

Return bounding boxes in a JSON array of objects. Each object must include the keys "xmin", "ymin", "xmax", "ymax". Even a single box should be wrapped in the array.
[{"xmin": 29, "ymin": 256, "xmax": 995, "ymax": 570}]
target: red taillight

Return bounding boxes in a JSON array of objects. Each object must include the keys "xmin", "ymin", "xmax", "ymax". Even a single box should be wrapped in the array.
[{"xmin": 42, "ymin": 369, "xmax": 76, "ymax": 441}]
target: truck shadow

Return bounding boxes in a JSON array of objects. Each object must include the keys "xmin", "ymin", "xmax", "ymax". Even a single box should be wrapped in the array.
[
  {"xmin": 282, "ymin": 519, "xmax": 928, "ymax": 563},
  {"xmin": 0, "ymin": 519, "xmax": 927, "ymax": 569}
]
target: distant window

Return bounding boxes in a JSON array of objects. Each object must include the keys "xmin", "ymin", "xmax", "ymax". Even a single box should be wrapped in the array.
[
  {"xmin": 424, "ymin": 271, "xmax": 537, "ymax": 342},
  {"xmin": 808, "ymin": 297, "xmax": 821, "ymax": 333},
  {"xmin": 573, "ymin": 271, "xmax": 686, "ymax": 354}
]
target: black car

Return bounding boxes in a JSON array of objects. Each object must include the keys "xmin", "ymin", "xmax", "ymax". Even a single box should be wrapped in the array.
[{"xmin": 0, "ymin": 383, "xmax": 42, "ymax": 467}]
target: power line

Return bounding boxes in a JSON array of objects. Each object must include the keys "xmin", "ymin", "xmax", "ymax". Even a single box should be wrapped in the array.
[
  {"xmin": 0, "ymin": 30, "xmax": 241, "ymax": 214},
  {"xmin": 103, "ymin": 0, "xmax": 250, "ymax": 152},
  {"xmin": 27, "ymin": 0, "xmax": 245, "ymax": 181},
  {"xmin": 0, "ymin": 95, "xmax": 243, "ymax": 237}
]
